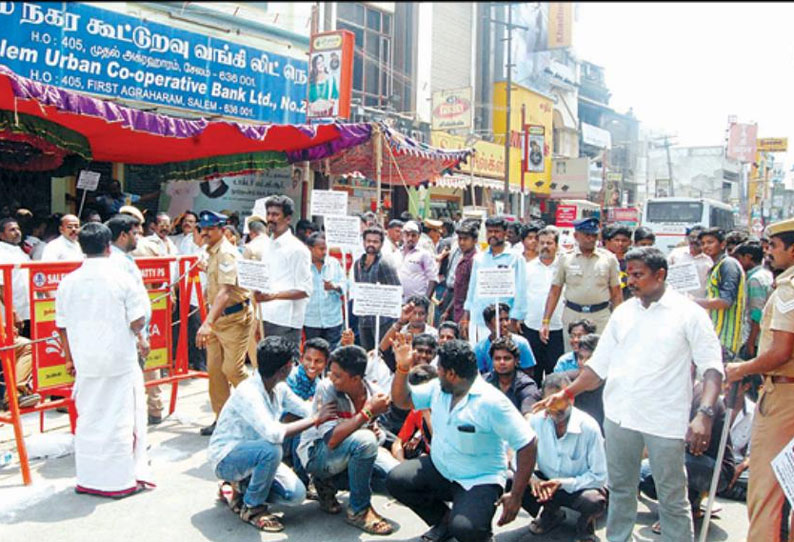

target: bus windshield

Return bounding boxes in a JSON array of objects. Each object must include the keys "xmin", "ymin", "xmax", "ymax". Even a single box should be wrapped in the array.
[{"xmin": 646, "ymin": 201, "xmax": 703, "ymax": 224}]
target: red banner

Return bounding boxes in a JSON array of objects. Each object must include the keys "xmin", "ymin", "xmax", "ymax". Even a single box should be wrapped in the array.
[{"xmin": 555, "ymin": 204, "xmax": 577, "ymax": 228}]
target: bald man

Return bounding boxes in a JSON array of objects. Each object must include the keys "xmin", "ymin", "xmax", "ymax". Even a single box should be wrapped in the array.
[{"xmin": 41, "ymin": 215, "xmax": 84, "ymax": 261}]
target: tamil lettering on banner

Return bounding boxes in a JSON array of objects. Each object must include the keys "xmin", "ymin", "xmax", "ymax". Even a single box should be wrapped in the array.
[
  {"xmin": 237, "ymin": 259, "xmax": 270, "ymax": 293},
  {"xmin": 352, "ymin": 283, "xmax": 403, "ymax": 319},
  {"xmin": 477, "ymin": 267, "xmax": 516, "ymax": 298},
  {"xmin": 324, "ymin": 215, "xmax": 361, "ymax": 250},
  {"xmin": 0, "ymin": 2, "xmax": 308, "ymax": 122},
  {"xmin": 310, "ymin": 190, "xmax": 349, "ymax": 217},
  {"xmin": 32, "ymin": 298, "xmax": 72, "ymax": 390},
  {"xmin": 144, "ymin": 290, "xmax": 170, "ymax": 371},
  {"xmin": 667, "ymin": 262, "xmax": 701, "ymax": 292}
]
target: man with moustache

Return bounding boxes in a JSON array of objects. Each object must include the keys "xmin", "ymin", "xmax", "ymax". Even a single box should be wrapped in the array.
[
  {"xmin": 254, "ymin": 196, "xmax": 313, "ymax": 347},
  {"xmin": 397, "ymin": 221, "xmax": 438, "ymax": 302},
  {"xmin": 0, "ymin": 217, "xmax": 31, "ymax": 336},
  {"xmin": 41, "ymin": 214, "xmax": 84, "ymax": 261},
  {"xmin": 195, "ymin": 211, "xmax": 255, "ymax": 436}
]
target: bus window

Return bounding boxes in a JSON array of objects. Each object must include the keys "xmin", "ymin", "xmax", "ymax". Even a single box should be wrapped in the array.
[{"xmin": 646, "ymin": 201, "xmax": 703, "ymax": 223}]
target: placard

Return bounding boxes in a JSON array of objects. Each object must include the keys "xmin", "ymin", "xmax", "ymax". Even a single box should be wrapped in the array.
[
  {"xmin": 772, "ymin": 436, "xmax": 794, "ymax": 507},
  {"xmin": 325, "ymin": 215, "xmax": 361, "ymax": 250},
  {"xmin": 76, "ymin": 170, "xmax": 101, "ymax": 191},
  {"xmin": 476, "ymin": 267, "xmax": 516, "ymax": 298},
  {"xmin": 352, "ymin": 283, "xmax": 403, "ymax": 319},
  {"xmin": 667, "ymin": 262, "xmax": 700, "ymax": 292},
  {"xmin": 310, "ymin": 190, "xmax": 349, "ymax": 217},
  {"xmin": 237, "ymin": 259, "xmax": 270, "ymax": 293}
]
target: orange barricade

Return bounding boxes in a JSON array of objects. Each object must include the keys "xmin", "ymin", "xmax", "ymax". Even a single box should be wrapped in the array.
[{"xmin": 0, "ymin": 255, "xmax": 208, "ymax": 486}]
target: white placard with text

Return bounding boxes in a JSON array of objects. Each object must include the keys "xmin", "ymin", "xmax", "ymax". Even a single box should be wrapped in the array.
[
  {"xmin": 476, "ymin": 267, "xmax": 516, "ymax": 298},
  {"xmin": 77, "ymin": 170, "xmax": 101, "ymax": 191},
  {"xmin": 667, "ymin": 262, "xmax": 701, "ymax": 292},
  {"xmin": 772, "ymin": 436, "xmax": 794, "ymax": 507},
  {"xmin": 237, "ymin": 259, "xmax": 270, "ymax": 293},
  {"xmin": 310, "ymin": 190, "xmax": 349, "ymax": 217},
  {"xmin": 352, "ymin": 283, "xmax": 403, "ymax": 319},
  {"xmin": 325, "ymin": 215, "xmax": 362, "ymax": 251}
]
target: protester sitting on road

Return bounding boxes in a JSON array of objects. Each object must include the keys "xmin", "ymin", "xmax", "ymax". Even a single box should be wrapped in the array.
[
  {"xmin": 719, "ymin": 373, "xmax": 760, "ymax": 502},
  {"xmin": 556, "ymin": 334, "xmax": 605, "ymax": 431},
  {"xmin": 484, "ymin": 336, "xmax": 540, "ymax": 416},
  {"xmin": 390, "ymin": 364, "xmax": 437, "ymax": 462},
  {"xmin": 0, "ymin": 331, "xmax": 41, "ymax": 409},
  {"xmin": 208, "ymin": 336, "xmax": 335, "ymax": 533},
  {"xmin": 380, "ymin": 296, "xmax": 438, "ymax": 351},
  {"xmin": 519, "ymin": 373, "xmax": 607, "ymax": 542},
  {"xmin": 554, "ymin": 319, "xmax": 597, "ymax": 373},
  {"xmin": 474, "ymin": 303, "xmax": 537, "ymax": 375},
  {"xmin": 297, "ymin": 345, "xmax": 398, "ymax": 535},
  {"xmin": 639, "ymin": 382, "xmax": 735, "ymax": 535},
  {"xmin": 437, "ymin": 321, "xmax": 460, "ymax": 345},
  {"xmin": 388, "ymin": 336, "xmax": 538, "ymax": 542}
]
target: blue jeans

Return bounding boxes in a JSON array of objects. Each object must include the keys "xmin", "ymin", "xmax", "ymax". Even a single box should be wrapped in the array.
[
  {"xmin": 305, "ymin": 429, "xmax": 398, "ymax": 514},
  {"xmin": 215, "ymin": 440, "xmax": 306, "ymax": 508},
  {"xmin": 304, "ymin": 324, "xmax": 344, "ymax": 352}
]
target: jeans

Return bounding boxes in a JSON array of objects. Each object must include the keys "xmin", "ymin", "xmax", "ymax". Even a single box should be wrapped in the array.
[
  {"xmin": 521, "ymin": 325, "xmax": 564, "ymax": 387},
  {"xmin": 305, "ymin": 429, "xmax": 398, "ymax": 514},
  {"xmin": 639, "ymin": 453, "xmax": 732, "ymax": 511},
  {"xmin": 386, "ymin": 454, "xmax": 502, "ymax": 542},
  {"xmin": 215, "ymin": 440, "xmax": 306, "ymax": 508},
  {"xmin": 263, "ymin": 321, "xmax": 302, "ymax": 348},
  {"xmin": 304, "ymin": 324, "xmax": 343, "ymax": 352},
  {"xmin": 604, "ymin": 418, "xmax": 693, "ymax": 542},
  {"xmin": 358, "ymin": 320, "xmax": 393, "ymax": 352}
]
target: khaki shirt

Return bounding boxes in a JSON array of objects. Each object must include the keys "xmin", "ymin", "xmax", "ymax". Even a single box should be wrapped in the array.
[
  {"xmin": 242, "ymin": 235, "xmax": 270, "ymax": 261},
  {"xmin": 206, "ymin": 237, "xmax": 250, "ymax": 307},
  {"xmin": 758, "ymin": 265, "xmax": 794, "ymax": 377},
  {"xmin": 552, "ymin": 247, "xmax": 621, "ymax": 305}
]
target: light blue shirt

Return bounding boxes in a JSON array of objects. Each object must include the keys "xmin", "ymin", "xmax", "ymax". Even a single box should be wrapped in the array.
[
  {"xmin": 410, "ymin": 376, "xmax": 536, "ymax": 490},
  {"xmin": 554, "ymin": 352, "xmax": 579, "ymax": 373},
  {"xmin": 464, "ymin": 247, "xmax": 528, "ymax": 326},
  {"xmin": 208, "ymin": 375, "xmax": 310, "ymax": 470},
  {"xmin": 303, "ymin": 258, "xmax": 346, "ymax": 329},
  {"xmin": 474, "ymin": 333, "xmax": 536, "ymax": 373},
  {"xmin": 528, "ymin": 407, "xmax": 607, "ymax": 493}
]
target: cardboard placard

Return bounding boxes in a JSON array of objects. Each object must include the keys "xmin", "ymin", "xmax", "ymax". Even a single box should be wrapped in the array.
[
  {"xmin": 667, "ymin": 262, "xmax": 701, "ymax": 292},
  {"xmin": 310, "ymin": 190, "xmax": 349, "ymax": 217},
  {"xmin": 772, "ymin": 436, "xmax": 794, "ymax": 507},
  {"xmin": 352, "ymin": 283, "xmax": 403, "ymax": 319},
  {"xmin": 76, "ymin": 170, "xmax": 101, "ymax": 191},
  {"xmin": 325, "ymin": 215, "xmax": 361, "ymax": 250},
  {"xmin": 237, "ymin": 259, "xmax": 270, "ymax": 292},
  {"xmin": 476, "ymin": 267, "xmax": 516, "ymax": 298}
]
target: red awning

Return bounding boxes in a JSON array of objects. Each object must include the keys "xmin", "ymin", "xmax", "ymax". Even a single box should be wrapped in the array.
[{"xmin": 0, "ymin": 65, "xmax": 340, "ymax": 165}]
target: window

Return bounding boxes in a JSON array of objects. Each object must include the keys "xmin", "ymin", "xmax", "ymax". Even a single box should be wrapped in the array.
[
  {"xmin": 646, "ymin": 201, "xmax": 703, "ymax": 223},
  {"xmin": 337, "ymin": 3, "xmax": 393, "ymax": 108},
  {"xmin": 709, "ymin": 207, "xmax": 734, "ymax": 230}
]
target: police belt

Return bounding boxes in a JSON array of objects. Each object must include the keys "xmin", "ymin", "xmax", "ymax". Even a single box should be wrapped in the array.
[
  {"xmin": 222, "ymin": 298, "xmax": 250, "ymax": 316},
  {"xmin": 565, "ymin": 300, "xmax": 610, "ymax": 314}
]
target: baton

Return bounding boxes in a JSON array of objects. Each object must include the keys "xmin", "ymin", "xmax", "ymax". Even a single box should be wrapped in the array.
[{"xmin": 697, "ymin": 380, "xmax": 739, "ymax": 542}]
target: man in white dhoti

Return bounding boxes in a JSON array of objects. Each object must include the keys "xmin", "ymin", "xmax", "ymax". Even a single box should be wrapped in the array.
[{"xmin": 55, "ymin": 222, "xmax": 153, "ymax": 498}]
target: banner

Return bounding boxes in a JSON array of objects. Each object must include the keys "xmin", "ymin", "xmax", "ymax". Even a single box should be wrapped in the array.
[
  {"xmin": 757, "ymin": 137, "xmax": 788, "ymax": 153},
  {"xmin": 555, "ymin": 204, "xmax": 577, "ymax": 228},
  {"xmin": 144, "ymin": 290, "xmax": 170, "ymax": 370},
  {"xmin": 548, "ymin": 3, "xmax": 573, "ymax": 49},
  {"xmin": 524, "ymin": 125, "xmax": 546, "ymax": 173},
  {"xmin": 0, "ymin": 2, "xmax": 308, "ymax": 122},
  {"xmin": 726, "ymin": 123, "xmax": 758, "ymax": 163},
  {"xmin": 307, "ymin": 30, "xmax": 354, "ymax": 119},
  {"xmin": 431, "ymin": 87, "xmax": 473, "ymax": 131}
]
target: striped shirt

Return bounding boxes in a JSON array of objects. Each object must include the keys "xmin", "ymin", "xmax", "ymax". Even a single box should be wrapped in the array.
[{"xmin": 706, "ymin": 254, "xmax": 746, "ymax": 356}]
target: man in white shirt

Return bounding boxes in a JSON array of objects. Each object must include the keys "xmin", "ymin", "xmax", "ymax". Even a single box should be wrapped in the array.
[
  {"xmin": 667, "ymin": 226, "xmax": 713, "ymax": 298},
  {"xmin": 55, "ymin": 223, "xmax": 152, "ymax": 497},
  {"xmin": 0, "ymin": 218, "xmax": 31, "ymax": 336},
  {"xmin": 381, "ymin": 219, "xmax": 403, "ymax": 266},
  {"xmin": 40, "ymin": 214, "xmax": 83, "ymax": 262},
  {"xmin": 255, "ymin": 196, "xmax": 312, "ymax": 347},
  {"xmin": 522, "ymin": 227, "xmax": 565, "ymax": 387},
  {"xmin": 536, "ymin": 247, "xmax": 724, "ymax": 542},
  {"xmin": 170, "ymin": 211, "xmax": 200, "ymax": 256}
]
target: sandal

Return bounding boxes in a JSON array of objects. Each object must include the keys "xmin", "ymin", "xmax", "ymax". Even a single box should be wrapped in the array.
[
  {"xmin": 313, "ymin": 476, "xmax": 341, "ymax": 514},
  {"xmin": 345, "ymin": 506, "xmax": 394, "ymax": 535},
  {"xmin": 239, "ymin": 504, "xmax": 284, "ymax": 532},
  {"xmin": 651, "ymin": 520, "xmax": 661, "ymax": 535},
  {"xmin": 218, "ymin": 482, "xmax": 243, "ymax": 514},
  {"xmin": 528, "ymin": 508, "xmax": 565, "ymax": 535}
]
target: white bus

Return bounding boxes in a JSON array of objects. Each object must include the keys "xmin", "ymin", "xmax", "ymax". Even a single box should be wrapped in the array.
[{"xmin": 641, "ymin": 197, "xmax": 735, "ymax": 254}]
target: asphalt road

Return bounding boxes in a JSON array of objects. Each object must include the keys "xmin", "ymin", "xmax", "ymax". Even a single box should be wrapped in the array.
[{"xmin": 0, "ymin": 379, "xmax": 748, "ymax": 541}]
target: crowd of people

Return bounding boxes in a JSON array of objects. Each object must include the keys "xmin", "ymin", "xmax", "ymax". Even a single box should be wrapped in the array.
[{"xmin": 1, "ymin": 193, "xmax": 793, "ymax": 542}]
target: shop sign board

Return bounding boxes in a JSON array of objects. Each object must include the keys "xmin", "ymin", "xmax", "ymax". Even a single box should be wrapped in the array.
[
  {"xmin": 307, "ymin": 30, "xmax": 354, "ymax": 119},
  {"xmin": 0, "ymin": 2, "xmax": 308, "ymax": 122},
  {"xmin": 431, "ymin": 87, "xmax": 473, "ymax": 131}
]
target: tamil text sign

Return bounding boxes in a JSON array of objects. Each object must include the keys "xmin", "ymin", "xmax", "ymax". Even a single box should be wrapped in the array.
[
  {"xmin": 726, "ymin": 123, "xmax": 758, "ymax": 162},
  {"xmin": 431, "ymin": 87, "xmax": 473, "ymax": 131},
  {"xmin": 757, "ymin": 137, "xmax": 788, "ymax": 153}
]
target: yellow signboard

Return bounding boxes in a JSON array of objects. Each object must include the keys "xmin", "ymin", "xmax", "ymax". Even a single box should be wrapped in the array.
[
  {"xmin": 430, "ymin": 132, "xmax": 506, "ymax": 180},
  {"xmin": 757, "ymin": 138, "xmax": 788, "ymax": 152},
  {"xmin": 548, "ymin": 3, "xmax": 573, "ymax": 49}
]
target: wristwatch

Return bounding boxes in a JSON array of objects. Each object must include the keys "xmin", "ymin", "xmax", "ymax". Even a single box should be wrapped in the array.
[{"xmin": 697, "ymin": 405, "xmax": 715, "ymax": 418}]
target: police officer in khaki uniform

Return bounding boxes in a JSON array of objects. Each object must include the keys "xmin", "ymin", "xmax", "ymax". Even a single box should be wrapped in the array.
[
  {"xmin": 540, "ymin": 218, "xmax": 622, "ymax": 342},
  {"xmin": 195, "ymin": 211, "xmax": 254, "ymax": 436},
  {"xmin": 726, "ymin": 217, "xmax": 794, "ymax": 542}
]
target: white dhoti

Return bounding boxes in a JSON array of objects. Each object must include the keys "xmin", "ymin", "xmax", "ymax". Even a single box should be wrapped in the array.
[{"xmin": 74, "ymin": 366, "xmax": 152, "ymax": 495}]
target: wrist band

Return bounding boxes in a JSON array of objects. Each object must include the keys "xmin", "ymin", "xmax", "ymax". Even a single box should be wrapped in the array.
[
  {"xmin": 361, "ymin": 408, "xmax": 374, "ymax": 422},
  {"xmin": 563, "ymin": 387, "xmax": 575, "ymax": 402},
  {"xmin": 542, "ymin": 318, "xmax": 551, "ymax": 325},
  {"xmin": 396, "ymin": 365, "xmax": 410, "ymax": 375}
]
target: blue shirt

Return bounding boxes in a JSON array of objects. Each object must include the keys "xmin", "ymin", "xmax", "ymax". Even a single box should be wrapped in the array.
[
  {"xmin": 464, "ymin": 247, "xmax": 528, "ymax": 326},
  {"xmin": 303, "ymin": 258, "xmax": 345, "ymax": 329},
  {"xmin": 554, "ymin": 352, "xmax": 579, "ymax": 373},
  {"xmin": 474, "ymin": 333, "xmax": 536, "ymax": 373},
  {"xmin": 410, "ymin": 376, "xmax": 536, "ymax": 490},
  {"xmin": 528, "ymin": 407, "xmax": 607, "ymax": 493}
]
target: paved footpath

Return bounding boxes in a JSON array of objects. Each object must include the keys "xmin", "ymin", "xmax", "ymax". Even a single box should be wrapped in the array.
[{"xmin": 1, "ymin": 379, "xmax": 748, "ymax": 541}]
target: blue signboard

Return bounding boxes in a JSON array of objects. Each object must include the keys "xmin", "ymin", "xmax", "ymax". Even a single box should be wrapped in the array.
[{"xmin": 0, "ymin": 2, "xmax": 308, "ymax": 123}]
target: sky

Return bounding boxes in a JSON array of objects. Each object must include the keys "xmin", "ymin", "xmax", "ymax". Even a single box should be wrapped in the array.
[{"xmin": 574, "ymin": 2, "xmax": 794, "ymax": 175}]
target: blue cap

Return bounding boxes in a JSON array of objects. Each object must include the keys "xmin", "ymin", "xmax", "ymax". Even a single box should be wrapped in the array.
[
  {"xmin": 573, "ymin": 217, "xmax": 600, "ymax": 234},
  {"xmin": 198, "ymin": 210, "xmax": 228, "ymax": 228}
]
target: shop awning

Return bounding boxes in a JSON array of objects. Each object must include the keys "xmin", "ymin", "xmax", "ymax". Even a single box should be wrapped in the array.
[
  {"xmin": 313, "ymin": 123, "xmax": 472, "ymax": 186},
  {"xmin": 0, "ymin": 65, "xmax": 341, "ymax": 167}
]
